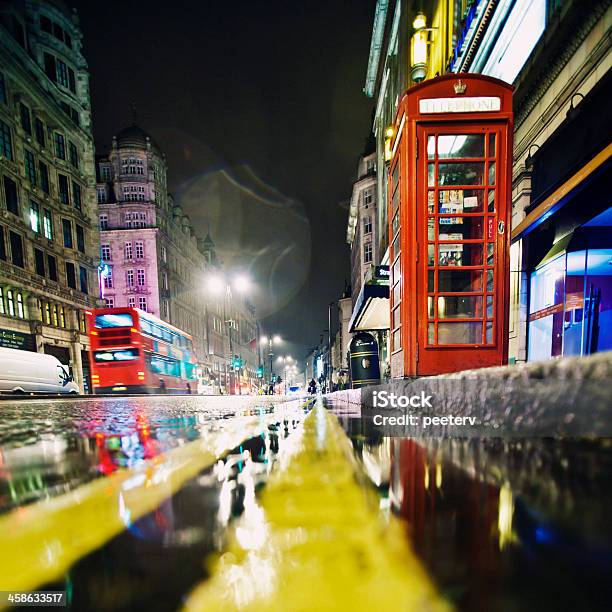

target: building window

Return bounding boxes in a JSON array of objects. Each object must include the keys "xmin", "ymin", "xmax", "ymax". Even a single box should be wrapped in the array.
[
  {"xmin": 47, "ymin": 254, "xmax": 57, "ymax": 281},
  {"xmin": 79, "ymin": 266, "xmax": 88, "ymax": 293},
  {"xmin": 0, "ymin": 120, "xmax": 12, "ymax": 160},
  {"xmin": 97, "ymin": 187, "xmax": 106, "ymax": 204},
  {"xmin": 76, "ymin": 224, "xmax": 85, "ymax": 253},
  {"xmin": 6, "ymin": 289, "xmax": 14, "ymax": 316},
  {"xmin": 364, "ymin": 241, "xmax": 372, "ymax": 264},
  {"xmin": 54, "ymin": 133, "xmax": 65, "ymax": 159},
  {"xmin": 105, "ymin": 297, "xmax": 114, "ymax": 308},
  {"xmin": 19, "ymin": 103, "xmax": 31, "ymax": 135},
  {"xmin": 135, "ymin": 240, "xmax": 144, "ymax": 259},
  {"xmin": 16, "ymin": 293, "xmax": 24, "ymax": 318},
  {"xmin": 0, "ymin": 72, "xmax": 6, "ymax": 104},
  {"xmin": 162, "ymin": 271, "xmax": 168, "ymax": 290},
  {"xmin": 79, "ymin": 311, "xmax": 86, "ymax": 333},
  {"xmin": 65, "ymin": 261, "xmax": 76, "ymax": 289},
  {"xmin": 121, "ymin": 157, "xmax": 144, "ymax": 175},
  {"xmin": 101, "ymin": 244, "xmax": 111, "ymax": 261},
  {"xmin": 58, "ymin": 174, "xmax": 69, "ymax": 204},
  {"xmin": 137, "ymin": 268, "xmax": 145, "ymax": 286},
  {"xmin": 43, "ymin": 209, "xmax": 53, "ymax": 239},
  {"xmin": 161, "ymin": 245, "xmax": 167, "ymax": 263},
  {"xmin": 52, "ymin": 303, "xmax": 58, "ymax": 326},
  {"xmin": 68, "ymin": 142, "xmax": 78, "ymax": 168},
  {"xmin": 9, "ymin": 231, "xmax": 23, "ymax": 267},
  {"xmin": 42, "ymin": 300, "xmax": 50, "ymax": 323},
  {"xmin": 34, "ymin": 248, "xmax": 45, "ymax": 276},
  {"xmin": 100, "ymin": 165, "xmax": 111, "ymax": 182},
  {"xmin": 59, "ymin": 305, "xmax": 66, "ymax": 327},
  {"xmin": 39, "ymin": 161, "xmax": 49, "ymax": 194},
  {"xmin": 124, "ymin": 242, "xmax": 133, "ymax": 259},
  {"xmin": 24, "ymin": 150, "xmax": 36, "ymax": 185},
  {"xmin": 126, "ymin": 269, "xmax": 134, "ymax": 287},
  {"xmin": 364, "ymin": 189, "xmax": 373, "ymax": 206},
  {"xmin": 0, "ymin": 288, "xmax": 4, "ymax": 315},
  {"xmin": 161, "ymin": 300, "xmax": 168, "ymax": 319},
  {"xmin": 103, "ymin": 266, "xmax": 113, "ymax": 288},
  {"xmin": 56, "ymin": 59, "xmax": 69, "ymax": 88},
  {"xmin": 3, "ymin": 176, "xmax": 18, "ymax": 214},
  {"xmin": 34, "ymin": 118, "xmax": 45, "ymax": 147},
  {"xmin": 0, "ymin": 225, "xmax": 5, "ymax": 260},
  {"xmin": 122, "ymin": 185, "xmax": 146, "ymax": 202},
  {"xmin": 128, "ymin": 296, "xmax": 135, "ymax": 308},
  {"xmin": 364, "ymin": 216, "xmax": 372, "ymax": 235},
  {"xmin": 72, "ymin": 181, "xmax": 81, "ymax": 210},
  {"xmin": 62, "ymin": 218, "xmax": 73, "ymax": 248},
  {"xmin": 29, "ymin": 200, "xmax": 40, "ymax": 233},
  {"xmin": 139, "ymin": 297, "xmax": 147, "ymax": 311},
  {"xmin": 99, "ymin": 214, "xmax": 108, "ymax": 230}
]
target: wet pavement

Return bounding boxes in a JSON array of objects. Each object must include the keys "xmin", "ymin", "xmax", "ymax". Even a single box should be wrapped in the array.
[
  {"xmin": 0, "ymin": 394, "xmax": 611, "ymax": 610},
  {"xmin": 336, "ymin": 407, "xmax": 612, "ymax": 612}
]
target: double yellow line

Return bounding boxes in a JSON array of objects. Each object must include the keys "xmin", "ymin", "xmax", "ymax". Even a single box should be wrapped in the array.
[
  {"xmin": 183, "ymin": 404, "xmax": 450, "ymax": 612},
  {"xmin": 0, "ymin": 411, "xmax": 288, "ymax": 595}
]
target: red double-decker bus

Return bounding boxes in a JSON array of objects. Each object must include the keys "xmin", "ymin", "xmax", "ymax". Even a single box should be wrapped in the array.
[{"xmin": 87, "ymin": 307, "xmax": 198, "ymax": 394}]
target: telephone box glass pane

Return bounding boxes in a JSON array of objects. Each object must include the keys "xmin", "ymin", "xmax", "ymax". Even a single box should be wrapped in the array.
[
  {"xmin": 439, "ymin": 189, "xmax": 483, "ymax": 213},
  {"xmin": 428, "ymin": 244, "xmax": 435, "ymax": 265},
  {"xmin": 428, "ymin": 218, "xmax": 435, "ymax": 240},
  {"xmin": 486, "ymin": 321, "xmax": 493, "ymax": 344},
  {"xmin": 437, "ymin": 296, "xmax": 482, "ymax": 319},
  {"xmin": 427, "ymin": 136, "xmax": 435, "ymax": 159},
  {"xmin": 488, "ymin": 190, "xmax": 495, "ymax": 212},
  {"xmin": 438, "ymin": 216, "xmax": 484, "ymax": 240},
  {"xmin": 438, "ymin": 322, "xmax": 482, "ymax": 345},
  {"xmin": 428, "ymin": 324, "xmax": 435, "ymax": 344},
  {"xmin": 438, "ymin": 270, "xmax": 482, "ymax": 292},
  {"xmin": 393, "ymin": 329, "xmax": 401, "ymax": 350},
  {"xmin": 488, "ymin": 161, "xmax": 496, "ymax": 185},
  {"xmin": 437, "ymin": 243, "xmax": 483, "ymax": 266},
  {"xmin": 487, "ymin": 243, "xmax": 494, "ymax": 266},
  {"xmin": 428, "ymin": 296, "xmax": 434, "ymax": 318},
  {"xmin": 428, "ymin": 190, "xmax": 435, "ymax": 213},
  {"xmin": 437, "ymin": 134, "xmax": 485, "ymax": 158},
  {"xmin": 438, "ymin": 162, "xmax": 484, "ymax": 185},
  {"xmin": 428, "ymin": 163, "xmax": 435, "ymax": 186},
  {"xmin": 486, "ymin": 295, "xmax": 494, "ymax": 318},
  {"xmin": 487, "ymin": 269, "xmax": 494, "ymax": 292},
  {"xmin": 428, "ymin": 271, "xmax": 435, "ymax": 292},
  {"xmin": 488, "ymin": 133, "xmax": 496, "ymax": 156}
]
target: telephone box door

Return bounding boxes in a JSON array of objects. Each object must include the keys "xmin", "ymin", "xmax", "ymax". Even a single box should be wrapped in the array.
[{"xmin": 416, "ymin": 124, "xmax": 510, "ymax": 374}]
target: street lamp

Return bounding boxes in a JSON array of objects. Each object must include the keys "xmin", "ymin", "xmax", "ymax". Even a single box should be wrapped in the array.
[
  {"xmin": 207, "ymin": 271, "xmax": 252, "ymax": 395},
  {"xmin": 260, "ymin": 334, "xmax": 282, "ymax": 392}
]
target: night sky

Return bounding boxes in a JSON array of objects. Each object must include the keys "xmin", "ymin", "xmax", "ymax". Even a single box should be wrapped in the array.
[{"xmin": 71, "ymin": 0, "xmax": 374, "ymax": 361}]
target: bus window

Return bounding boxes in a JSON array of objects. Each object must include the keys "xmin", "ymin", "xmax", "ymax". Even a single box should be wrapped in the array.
[
  {"xmin": 94, "ymin": 348, "xmax": 139, "ymax": 362},
  {"xmin": 141, "ymin": 319, "xmax": 153, "ymax": 335},
  {"xmin": 162, "ymin": 329, "xmax": 173, "ymax": 343},
  {"xmin": 95, "ymin": 313, "xmax": 133, "ymax": 328},
  {"xmin": 184, "ymin": 362, "xmax": 198, "ymax": 380}
]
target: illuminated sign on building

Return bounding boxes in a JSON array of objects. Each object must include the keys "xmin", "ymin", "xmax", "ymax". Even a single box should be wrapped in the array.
[{"xmin": 419, "ymin": 96, "xmax": 501, "ymax": 114}]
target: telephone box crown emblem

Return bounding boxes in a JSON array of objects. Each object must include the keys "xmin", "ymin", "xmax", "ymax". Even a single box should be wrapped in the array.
[{"xmin": 454, "ymin": 79, "xmax": 467, "ymax": 95}]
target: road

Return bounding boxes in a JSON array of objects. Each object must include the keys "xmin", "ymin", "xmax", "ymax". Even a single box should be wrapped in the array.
[{"xmin": 0, "ymin": 394, "xmax": 611, "ymax": 611}]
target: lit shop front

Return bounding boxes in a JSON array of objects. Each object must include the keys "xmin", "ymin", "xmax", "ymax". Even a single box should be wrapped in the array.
[{"xmin": 387, "ymin": 74, "xmax": 513, "ymax": 377}]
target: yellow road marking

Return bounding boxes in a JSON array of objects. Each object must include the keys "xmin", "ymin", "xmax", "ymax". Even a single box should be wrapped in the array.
[
  {"xmin": 0, "ymin": 412, "xmax": 292, "ymax": 596},
  {"xmin": 184, "ymin": 403, "xmax": 451, "ymax": 612}
]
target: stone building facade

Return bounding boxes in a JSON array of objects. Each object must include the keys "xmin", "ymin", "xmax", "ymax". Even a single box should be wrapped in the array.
[
  {"xmin": 0, "ymin": 0, "xmax": 98, "ymax": 391},
  {"xmin": 96, "ymin": 125, "xmax": 259, "ymax": 393},
  {"xmin": 347, "ymin": 149, "xmax": 378, "ymax": 306}
]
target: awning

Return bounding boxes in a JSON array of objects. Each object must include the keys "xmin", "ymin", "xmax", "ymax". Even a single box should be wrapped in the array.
[{"xmin": 348, "ymin": 283, "xmax": 389, "ymax": 332}]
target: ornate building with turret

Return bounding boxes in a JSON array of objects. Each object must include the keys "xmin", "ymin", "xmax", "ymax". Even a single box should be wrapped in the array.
[
  {"xmin": 0, "ymin": 0, "xmax": 98, "ymax": 391},
  {"xmin": 96, "ymin": 124, "xmax": 259, "ymax": 393}
]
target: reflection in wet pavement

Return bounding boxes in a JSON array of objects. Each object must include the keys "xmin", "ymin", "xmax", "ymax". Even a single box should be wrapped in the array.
[
  {"xmin": 335, "ymin": 408, "xmax": 612, "ymax": 611},
  {"xmin": 0, "ymin": 396, "xmax": 306, "ymax": 610},
  {"xmin": 0, "ymin": 396, "xmax": 283, "ymax": 513}
]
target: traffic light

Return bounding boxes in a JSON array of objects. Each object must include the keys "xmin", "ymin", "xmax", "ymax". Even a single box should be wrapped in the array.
[
  {"xmin": 256, "ymin": 365, "xmax": 264, "ymax": 378},
  {"xmin": 232, "ymin": 355, "xmax": 242, "ymax": 370}
]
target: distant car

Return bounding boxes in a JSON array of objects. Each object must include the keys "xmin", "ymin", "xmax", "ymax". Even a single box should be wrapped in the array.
[{"xmin": 0, "ymin": 347, "xmax": 79, "ymax": 395}]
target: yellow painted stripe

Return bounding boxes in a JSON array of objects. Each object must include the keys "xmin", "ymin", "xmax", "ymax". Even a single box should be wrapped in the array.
[
  {"xmin": 0, "ymin": 412, "xmax": 286, "ymax": 596},
  {"xmin": 512, "ymin": 142, "xmax": 612, "ymax": 242},
  {"xmin": 183, "ymin": 403, "xmax": 451, "ymax": 612}
]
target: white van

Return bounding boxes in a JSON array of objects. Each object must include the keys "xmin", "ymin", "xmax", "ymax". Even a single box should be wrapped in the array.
[{"xmin": 0, "ymin": 347, "xmax": 80, "ymax": 395}]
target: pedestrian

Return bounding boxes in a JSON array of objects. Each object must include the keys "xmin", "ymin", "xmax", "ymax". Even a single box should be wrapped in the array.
[
  {"xmin": 159, "ymin": 378, "xmax": 166, "ymax": 394},
  {"xmin": 186, "ymin": 382, "xmax": 191, "ymax": 394}
]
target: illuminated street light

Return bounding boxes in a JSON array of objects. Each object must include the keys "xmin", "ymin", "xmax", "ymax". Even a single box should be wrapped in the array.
[
  {"xmin": 233, "ymin": 274, "xmax": 251, "ymax": 293},
  {"xmin": 413, "ymin": 12, "xmax": 426, "ymax": 29},
  {"xmin": 207, "ymin": 274, "xmax": 225, "ymax": 295}
]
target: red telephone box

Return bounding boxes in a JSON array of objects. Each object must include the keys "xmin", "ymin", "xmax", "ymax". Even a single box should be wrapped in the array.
[{"xmin": 388, "ymin": 74, "xmax": 513, "ymax": 377}]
